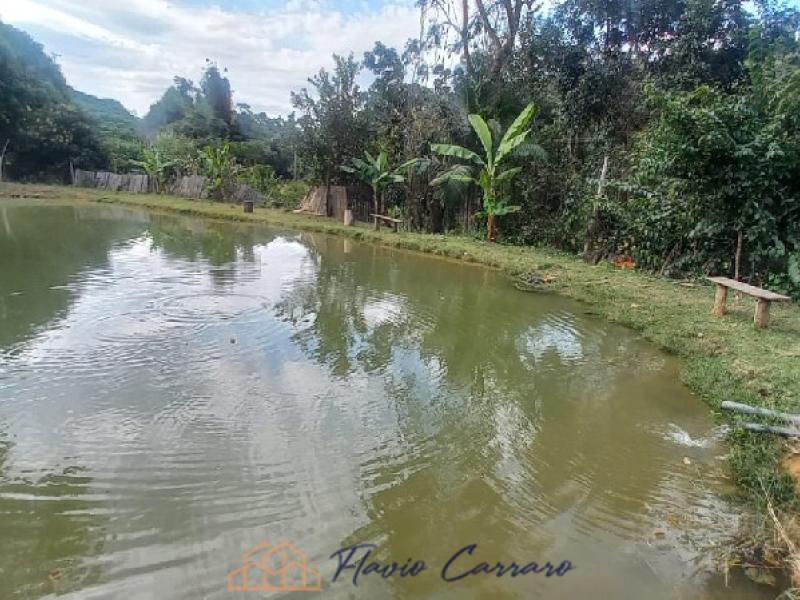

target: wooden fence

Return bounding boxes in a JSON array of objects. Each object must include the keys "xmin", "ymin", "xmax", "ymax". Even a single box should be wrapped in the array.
[
  {"xmin": 74, "ymin": 169, "xmax": 150, "ymax": 193},
  {"xmin": 73, "ymin": 170, "xmax": 264, "ymax": 205}
]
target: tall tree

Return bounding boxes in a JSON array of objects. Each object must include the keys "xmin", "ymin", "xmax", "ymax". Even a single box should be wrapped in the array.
[
  {"xmin": 421, "ymin": 0, "xmax": 538, "ymax": 78},
  {"xmin": 200, "ymin": 61, "xmax": 234, "ymax": 124},
  {"xmin": 291, "ymin": 54, "xmax": 367, "ymax": 212}
]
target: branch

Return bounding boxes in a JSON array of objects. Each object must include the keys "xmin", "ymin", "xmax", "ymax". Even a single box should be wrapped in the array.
[
  {"xmin": 475, "ymin": 0, "xmax": 502, "ymax": 51},
  {"xmin": 461, "ymin": 0, "xmax": 472, "ymax": 74}
]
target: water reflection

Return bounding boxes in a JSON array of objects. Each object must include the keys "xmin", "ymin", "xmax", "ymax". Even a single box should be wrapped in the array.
[
  {"xmin": 0, "ymin": 204, "xmax": 770, "ymax": 598},
  {"xmin": 0, "ymin": 432, "xmax": 106, "ymax": 598},
  {"xmin": 0, "ymin": 204, "xmax": 147, "ymax": 349}
]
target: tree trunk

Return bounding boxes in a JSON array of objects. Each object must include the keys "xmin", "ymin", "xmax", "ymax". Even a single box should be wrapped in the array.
[
  {"xmin": 0, "ymin": 139, "xmax": 9, "ymax": 182},
  {"xmin": 583, "ymin": 154, "xmax": 609, "ymax": 259},
  {"xmin": 430, "ymin": 197, "xmax": 443, "ymax": 234},
  {"xmin": 373, "ymin": 187, "xmax": 380, "ymax": 230},
  {"xmin": 734, "ymin": 229, "xmax": 743, "ymax": 280},
  {"xmin": 487, "ymin": 214, "xmax": 497, "ymax": 242},
  {"xmin": 461, "ymin": 0, "xmax": 472, "ymax": 74}
]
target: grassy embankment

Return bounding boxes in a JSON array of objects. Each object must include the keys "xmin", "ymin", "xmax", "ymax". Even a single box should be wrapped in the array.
[{"xmin": 2, "ymin": 182, "xmax": 799, "ymax": 570}]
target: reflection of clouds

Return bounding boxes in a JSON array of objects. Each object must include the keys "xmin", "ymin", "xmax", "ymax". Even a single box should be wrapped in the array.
[
  {"xmin": 362, "ymin": 297, "xmax": 405, "ymax": 329},
  {"xmin": 0, "ymin": 210, "xmax": 750, "ymax": 600},
  {"xmin": 519, "ymin": 318, "xmax": 584, "ymax": 365}
]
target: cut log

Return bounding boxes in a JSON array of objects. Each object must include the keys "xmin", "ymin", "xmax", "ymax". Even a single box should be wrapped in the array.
[
  {"xmin": 755, "ymin": 298, "xmax": 771, "ymax": 328},
  {"xmin": 712, "ymin": 284, "xmax": 728, "ymax": 316}
]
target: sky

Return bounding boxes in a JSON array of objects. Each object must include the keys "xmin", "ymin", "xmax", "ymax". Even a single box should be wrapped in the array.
[{"xmin": 0, "ymin": 0, "xmax": 422, "ymax": 117}]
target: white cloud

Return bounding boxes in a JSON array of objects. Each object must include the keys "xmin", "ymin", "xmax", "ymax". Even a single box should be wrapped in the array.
[{"xmin": 1, "ymin": 0, "xmax": 421, "ymax": 116}]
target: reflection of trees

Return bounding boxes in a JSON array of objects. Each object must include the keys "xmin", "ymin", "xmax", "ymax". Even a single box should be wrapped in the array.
[
  {"xmin": 0, "ymin": 204, "xmax": 147, "ymax": 349},
  {"xmin": 0, "ymin": 432, "xmax": 105, "ymax": 598},
  {"xmin": 146, "ymin": 216, "xmax": 279, "ymax": 287},
  {"xmin": 274, "ymin": 234, "xmax": 691, "ymax": 596}
]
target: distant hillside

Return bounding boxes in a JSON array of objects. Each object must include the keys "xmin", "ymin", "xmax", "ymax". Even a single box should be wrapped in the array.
[
  {"xmin": 69, "ymin": 88, "xmax": 144, "ymax": 170},
  {"xmin": 0, "ymin": 21, "xmax": 108, "ymax": 180},
  {"xmin": 1, "ymin": 22, "xmax": 294, "ymax": 179},
  {"xmin": 70, "ymin": 89, "xmax": 139, "ymax": 129}
]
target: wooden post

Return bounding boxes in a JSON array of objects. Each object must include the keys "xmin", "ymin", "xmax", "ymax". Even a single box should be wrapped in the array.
[
  {"xmin": 754, "ymin": 299, "xmax": 771, "ymax": 328},
  {"xmin": 243, "ymin": 200, "xmax": 254, "ymax": 213},
  {"xmin": 734, "ymin": 230, "xmax": 743, "ymax": 281},
  {"xmin": 0, "ymin": 139, "xmax": 9, "ymax": 182},
  {"xmin": 712, "ymin": 284, "xmax": 728, "ymax": 316},
  {"xmin": 583, "ymin": 155, "xmax": 609, "ymax": 257}
]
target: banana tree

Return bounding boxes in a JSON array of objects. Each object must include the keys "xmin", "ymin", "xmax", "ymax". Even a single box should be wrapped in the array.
[
  {"xmin": 341, "ymin": 151, "xmax": 418, "ymax": 228},
  {"xmin": 134, "ymin": 147, "xmax": 175, "ymax": 193},
  {"xmin": 431, "ymin": 103, "xmax": 537, "ymax": 242},
  {"xmin": 201, "ymin": 143, "xmax": 238, "ymax": 199}
]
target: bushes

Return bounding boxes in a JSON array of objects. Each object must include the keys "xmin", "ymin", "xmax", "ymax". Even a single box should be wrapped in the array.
[
  {"xmin": 270, "ymin": 180, "xmax": 310, "ymax": 209},
  {"xmin": 238, "ymin": 163, "xmax": 312, "ymax": 208},
  {"xmin": 623, "ymin": 83, "xmax": 800, "ymax": 296}
]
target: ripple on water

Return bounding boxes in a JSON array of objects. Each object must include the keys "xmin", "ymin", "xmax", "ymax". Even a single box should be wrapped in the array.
[
  {"xmin": 0, "ymin": 207, "xmax": 768, "ymax": 600},
  {"xmin": 155, "ymin": 292, "xmax": 271, "ymax": 327}
]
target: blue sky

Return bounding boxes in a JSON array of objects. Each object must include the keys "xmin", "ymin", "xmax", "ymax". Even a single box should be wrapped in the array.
[{"xmin": 1, "ymin": 0, "xmax": 421, "ymax": 116}]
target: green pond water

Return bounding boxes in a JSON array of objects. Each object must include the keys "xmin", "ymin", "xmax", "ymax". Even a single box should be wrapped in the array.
[{"xmin": 0, "ymin": 202, "xmax": 773, "ymax": 599}]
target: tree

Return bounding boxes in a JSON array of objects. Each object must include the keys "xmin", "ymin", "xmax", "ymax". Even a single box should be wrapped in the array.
[
  {"xmin": 141, "ymin": 80, "xmax": 194, "ymax": 133},
  {"xmin": 341, "ymin": 151, "xmax": 417, "ymax": 225},
  {"xmin": 431, "ymin": 103, "xmax": 538, "ymax": 241},
  {"xmin": 200, "ymin": 61, "xmax": 234, "ymax": 125},
  {"xmin": 200, "ymin": 142, "xmax": 238, "ymax": 199},
  {"xmin": 292, "ymin": 54, "xmax": 368, "ymax": 213},
  {"xmin": 0, "ymin": 22, "xmax": 107, "ymax": 181},
  {"xmin": 134, "ymin": 147, "xmax": 174, "ymax": 193},
  {"xmin": 420, "ymin": 0, "xmax": 537, "ymax": 78},
  {"xmin": 71, "ymin": 88, "xmax": 143, "ymax": 172}
]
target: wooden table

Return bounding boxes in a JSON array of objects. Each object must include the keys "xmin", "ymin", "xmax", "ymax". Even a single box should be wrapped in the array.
[
  {"xmin": 371, "ymin": 214, "xmax": 403, "ymax": 232},
  {"xmin": 707, "ymin": 276, "xmax": 790, "ymax": 328}
]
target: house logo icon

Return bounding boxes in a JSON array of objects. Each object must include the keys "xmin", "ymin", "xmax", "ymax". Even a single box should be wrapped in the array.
[{"xmin": 227, "ymin": 540, "xmax": 322, "ymax": 592}]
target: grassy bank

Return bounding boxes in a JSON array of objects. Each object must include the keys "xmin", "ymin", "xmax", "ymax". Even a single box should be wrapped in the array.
[{"xmin": 3, "ymin": 183, "xmax": 799, "ymax": 571}]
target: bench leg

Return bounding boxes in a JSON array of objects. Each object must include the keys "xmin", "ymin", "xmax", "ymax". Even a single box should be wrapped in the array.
[
  {"xmin": 754, "ymin": 299, "xmax": 771, "ymax": 328},
  {"xmin": 712, "ymin": 285, "xmax": 728, "ymax": 316}
]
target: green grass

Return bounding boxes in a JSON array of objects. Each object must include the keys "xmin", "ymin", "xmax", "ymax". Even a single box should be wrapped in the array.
[{"xmin": 3, "ymin": 182, "xmax": 799, "ymax": 513}]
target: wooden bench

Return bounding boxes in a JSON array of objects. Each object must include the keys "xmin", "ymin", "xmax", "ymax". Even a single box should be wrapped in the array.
[
  {"xmin": 707, "ymin": 276, "xmax": 790, "ymax": 328},
  {"xmin": 371, "ymin": 213, "xmax": 403, "ymax": 232}
]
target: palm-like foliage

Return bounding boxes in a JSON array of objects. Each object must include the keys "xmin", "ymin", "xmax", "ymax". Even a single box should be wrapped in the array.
[
  {"xmin": 200, "ymin": 143, "xmax": 238, "ymax": 199},
  {"xmin": 430, "ymin": 103, "xmax": 538, "ymax": 241},
  {"xmin": 134, "ymin": 147, "xmax": 175, "ymax": 193},
  {"xmin": 341, "ymin": 151, "xmax": 418, "ymax": 221}
]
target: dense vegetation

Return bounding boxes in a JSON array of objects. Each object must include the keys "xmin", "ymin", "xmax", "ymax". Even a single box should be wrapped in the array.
[
  {"xmin": 289, "ymin": 0, "xmax": 800, "ymax": 299},
  {"xmin": 0, "ymin": 23, "xmax": 304, "ymax": 205},
  {"xmin": 1, "ymin": 0, "xmax": 800, "ymax": 296},
  {"xmin": 0, "ymin": 23, "xmax": 107, "ymax": 180}
]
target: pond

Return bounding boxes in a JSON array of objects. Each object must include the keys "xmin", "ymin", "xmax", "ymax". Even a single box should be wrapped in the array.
[{"xmin": 0, "ymin": 202, "xmax": 771, "ymax": 598}]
